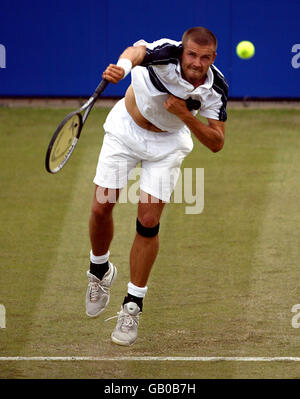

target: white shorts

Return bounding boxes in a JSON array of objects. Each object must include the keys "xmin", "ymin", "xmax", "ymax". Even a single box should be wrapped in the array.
[{"xmin": 93, "ymin": 98, "xmax": 194, "ymax": 202}]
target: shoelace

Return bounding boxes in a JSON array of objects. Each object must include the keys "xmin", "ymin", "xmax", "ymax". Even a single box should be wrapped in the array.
[
  {"xmin": 89, "ymin": 281, "xmax": 108, "ymax": 301},
  {"xmin": 105, "ymin": 309, "xmax": 137, "ymax": 327}
]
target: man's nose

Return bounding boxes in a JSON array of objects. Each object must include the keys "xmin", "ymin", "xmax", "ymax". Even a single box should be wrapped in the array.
[{"xmin": 193, "ymin": 58, "xmax": 202, "ymax": 68}]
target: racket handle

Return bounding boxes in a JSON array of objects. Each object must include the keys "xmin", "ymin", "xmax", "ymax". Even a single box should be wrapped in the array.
[
  {"xmin": 81, "ymin": 79, "xmax": 109, "ymax": 123},
  {"xmin": 94, "ymin": 79, "xmax": 109, "ymax": 98}
]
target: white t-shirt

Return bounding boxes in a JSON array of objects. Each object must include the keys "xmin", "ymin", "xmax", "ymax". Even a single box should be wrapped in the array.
[{"xmin": 131, "ymin": 38, "xmax": 228, "ymax": 132}]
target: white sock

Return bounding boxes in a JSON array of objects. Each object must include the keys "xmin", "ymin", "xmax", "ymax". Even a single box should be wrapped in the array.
[
  {"xmin": 90, "ymin": 250, "xmax": 110, "ymax": 264},
  {"xmin": 127, "ymin": 282, "xmax": 148, "ymax": 298}
]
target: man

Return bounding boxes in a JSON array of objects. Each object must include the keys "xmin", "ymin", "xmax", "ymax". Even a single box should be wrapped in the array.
[{"xmin": 85, "ymin": 27, "xmax": 228, "ymax": 346}]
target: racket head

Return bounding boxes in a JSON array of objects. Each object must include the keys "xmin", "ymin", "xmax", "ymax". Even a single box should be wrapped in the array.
[{"xmin": 45, "ymin": 112, "xmax": 83, "ymax": 173}]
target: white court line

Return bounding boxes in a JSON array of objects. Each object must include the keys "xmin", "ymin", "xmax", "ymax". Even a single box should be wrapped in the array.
[{"xmin": 0, "ymin": 356, "xmax": 300, "ymax": 362}]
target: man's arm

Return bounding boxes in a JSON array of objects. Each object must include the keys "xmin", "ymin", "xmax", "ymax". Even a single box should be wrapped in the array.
[
  {"xmin": 164, "ymin": 95, "xmax": 225, "ymax": 153},
  {"xmin": 102, "ymin": 46, "xmax": 146, "ymax": 83}
]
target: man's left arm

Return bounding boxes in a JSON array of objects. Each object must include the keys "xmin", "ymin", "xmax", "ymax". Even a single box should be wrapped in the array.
[{"xmin": 164, "ymin": 95, "xmax": 225, "ymax": 153}]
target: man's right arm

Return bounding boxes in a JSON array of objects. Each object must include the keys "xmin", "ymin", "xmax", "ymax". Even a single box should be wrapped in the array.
[{"xmin": 102, "ymin": 46, "xmax": 146, "ymax": 83}]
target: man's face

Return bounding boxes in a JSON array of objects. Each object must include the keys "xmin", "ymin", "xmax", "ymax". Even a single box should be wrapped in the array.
[{"xmin": 181, "ymin": 39, "xmax": 216, "ymax": 87}]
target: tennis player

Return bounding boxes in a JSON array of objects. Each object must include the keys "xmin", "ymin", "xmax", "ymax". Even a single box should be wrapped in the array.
[{"xmin": 85, "ymin": 26, "xmax": 228, "ymax": 346}]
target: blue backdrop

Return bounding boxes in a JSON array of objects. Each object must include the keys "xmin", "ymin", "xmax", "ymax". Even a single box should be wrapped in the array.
[{"xmin": 0, "ymin": 0, "xmax": 299, "ymax": 98}]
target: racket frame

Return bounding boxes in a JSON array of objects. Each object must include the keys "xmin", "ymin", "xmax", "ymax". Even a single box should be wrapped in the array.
[{"xmin": 45, "ymin": 79, "xmax": 108, "ymax": 174}]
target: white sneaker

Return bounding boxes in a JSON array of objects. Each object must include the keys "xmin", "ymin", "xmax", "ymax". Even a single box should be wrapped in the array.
[
  {"xmin": 110, "ymin": 302, "xmax": 141, "ymax": 346},
  {"xmin": 85, "ymin": 262, "xmax": 117, "ymax": 318}
]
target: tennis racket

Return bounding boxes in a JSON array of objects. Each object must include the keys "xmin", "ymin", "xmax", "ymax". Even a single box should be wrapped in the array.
[{"xmin": 45, "ymin": 79, "xmax": 109, "ymax": 173}]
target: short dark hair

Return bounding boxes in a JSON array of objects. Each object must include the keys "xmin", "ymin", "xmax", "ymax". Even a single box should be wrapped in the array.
[{"xmin": 182, "ymin": 27, "xmax": 217, "ymax": 51}]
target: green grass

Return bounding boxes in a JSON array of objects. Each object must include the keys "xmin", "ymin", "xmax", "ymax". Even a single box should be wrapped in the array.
[{"xmin": 0, "ymin": 106, "xmax": 300, "ymax": 378}]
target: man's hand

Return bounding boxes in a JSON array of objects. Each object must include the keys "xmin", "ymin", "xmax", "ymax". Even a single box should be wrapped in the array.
[
  {"xmin": 164, "ymin": 94, "xmax": 225, "ymax": 153},
  {"xmin": 102, "ymin": 64, "xmax": 125, "ymax": 84},
  {"xmin": 102, "ymin": 45, "xmax": 146, "ymax": 84},
  {"xmin": 163, "ymin": 95, "xmax": 189, "ymax": 118}
]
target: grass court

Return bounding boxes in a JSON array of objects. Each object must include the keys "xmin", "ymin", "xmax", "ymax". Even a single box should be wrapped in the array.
[{"xmin": 0, "ymin": 105, "xmax": 300, "ymax": 378}]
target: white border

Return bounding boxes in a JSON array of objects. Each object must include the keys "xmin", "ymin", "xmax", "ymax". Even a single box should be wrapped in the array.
[{"xmin": 0, "ymin": 356, "xmax": 300, "ymax": 362}]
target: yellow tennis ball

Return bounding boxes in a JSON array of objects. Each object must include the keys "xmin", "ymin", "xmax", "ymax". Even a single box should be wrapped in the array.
[{"xmin": 236, "ymin": 41, "xmax": 255, "ymax": 59}]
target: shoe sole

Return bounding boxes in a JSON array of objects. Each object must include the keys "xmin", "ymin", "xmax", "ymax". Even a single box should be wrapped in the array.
[
  {"xmin": 111, "ymin": 334, "xmax": 136, "ymax": 347},
  {"xmin": 86, "ymin": 266, "xmax": 117, "ymax": 318},
  {"xmin": 86, "ymin": 304, "xmax": 108, "ymax": 318}
]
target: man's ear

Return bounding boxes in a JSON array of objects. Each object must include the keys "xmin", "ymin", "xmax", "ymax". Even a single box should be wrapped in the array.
[{"xmin": 211, "ymin": 52, "xmax": 217, "ymax": 64}]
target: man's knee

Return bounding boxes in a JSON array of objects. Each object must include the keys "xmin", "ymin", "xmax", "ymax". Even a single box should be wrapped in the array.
[
  {"xmin": 91, "ymin": 201, "xmax": 114, "ymax": 220},
  {"xmin": 91, "ymin": 187, "xmax": 118, "ymax": 218},
  {"xmin": 136, "ymin": 216, "xmax": 160, "ymax": 238},
  {"xmin": 91, "ymin": 196, "xmax": 115, "ymax": 221}
]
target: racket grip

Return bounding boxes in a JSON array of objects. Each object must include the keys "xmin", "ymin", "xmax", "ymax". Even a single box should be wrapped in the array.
[{"xmin": 94, "ymin": 79, "xmax": 109, "ymax": 97}]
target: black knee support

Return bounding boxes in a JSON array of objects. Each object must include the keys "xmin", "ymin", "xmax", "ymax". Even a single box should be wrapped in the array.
[{"xmin": 136, "ymin": 218, "xmax": 160, "ymax": 238}]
